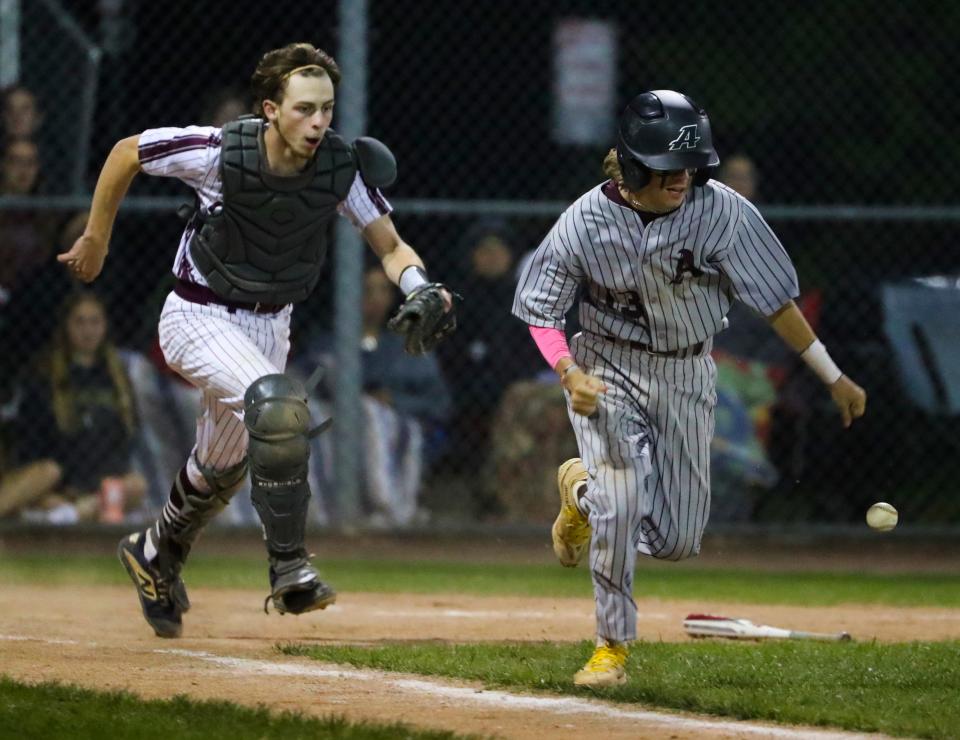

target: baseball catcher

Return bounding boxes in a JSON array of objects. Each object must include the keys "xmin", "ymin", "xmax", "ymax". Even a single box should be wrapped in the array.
[
  {"xmin": 62, "ymin": 42, "xmax": 463, "ymax": 639},
  {"xmin": 387, "ymin": 272, "xmax": 459, "ymax": 355}
]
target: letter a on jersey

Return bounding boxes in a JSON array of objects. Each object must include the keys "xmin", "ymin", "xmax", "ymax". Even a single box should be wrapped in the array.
[{"xmin": 668, "ymin": 125, "xmax": 700, "ymax": 151}]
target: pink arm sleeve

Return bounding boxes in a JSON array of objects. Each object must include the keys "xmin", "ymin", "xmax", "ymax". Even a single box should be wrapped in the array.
[{"xmin": 529, "ymin": 325, "xmax": 572, "ymax": 370}]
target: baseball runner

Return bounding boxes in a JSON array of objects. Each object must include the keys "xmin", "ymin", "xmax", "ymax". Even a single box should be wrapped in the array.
[
  {"xmin": 58, "ymin": 43, "xmax": 457, "ymax": 638},
  {"xmin": 513, "ymin": 90, "xmax": 866, "ymax": 687}
]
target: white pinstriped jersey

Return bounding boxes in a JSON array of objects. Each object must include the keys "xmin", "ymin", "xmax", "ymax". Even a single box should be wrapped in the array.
[
  {"xmin": 513, "ymin": 180, "xmax": 799, "ymax": 351},
  {"xmin": 138, "ymin": 125, "xmax": 392, "ymax": 288}
]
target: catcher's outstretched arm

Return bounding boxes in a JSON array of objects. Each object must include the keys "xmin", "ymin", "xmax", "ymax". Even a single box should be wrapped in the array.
[
  {"xmin": 362, "ymin": 213, "xmax": 452, "ymax": 308},
  {"xmin": 361, "ymin": 212, "xmax": 458, "ymax": 355},
  {"xmin": 362, "ymin": 213, "xmax": 425, "ymax": 286}
]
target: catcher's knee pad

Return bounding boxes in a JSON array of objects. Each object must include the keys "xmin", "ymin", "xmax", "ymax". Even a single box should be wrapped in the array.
[{"xmin": 244, "ymin": 374, "xmax": 312, "ymax": 558}]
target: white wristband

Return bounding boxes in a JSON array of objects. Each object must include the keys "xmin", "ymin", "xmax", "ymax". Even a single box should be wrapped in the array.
[
  {"xmin": 801, "ymin": 339, "xmax": 843, "ymax": 385},
  {"xmin": 398, "ymin": 265, "xmax": 429, "ymax": 295}
]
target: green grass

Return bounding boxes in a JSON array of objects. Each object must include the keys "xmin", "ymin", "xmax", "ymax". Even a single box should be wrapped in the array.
[
  {"xmin": 0, "ymin": 675, "xmax": 478, "ymax": 739},
  {"xmin": 283, "ymin": 640, "xmax": 960, "ymax": 739},
  {"xmin": 1, "ymin": 553, "xmax": 959, "ymax": 606},
  {"xmin": 3, "ymin": 552, "xmax": 958, "ymax": 737}
]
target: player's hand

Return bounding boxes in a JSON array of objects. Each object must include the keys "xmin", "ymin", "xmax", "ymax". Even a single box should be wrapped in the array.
[
  {"xmin": 562, "ymin": 368, "xmax": 607, "ymax": 416},
  {"xmin": 829, "ymin": 375, "xmax": 866, "ymax": 428},
  {"xmin": 57, "ymin": 234, "xmax": 108, "ymax": 283}
]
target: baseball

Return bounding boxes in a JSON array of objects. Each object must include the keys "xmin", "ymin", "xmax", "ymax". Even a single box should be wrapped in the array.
[{"xmin": 866, "ymin": 502, "xmax": 898, "ymax": 531}]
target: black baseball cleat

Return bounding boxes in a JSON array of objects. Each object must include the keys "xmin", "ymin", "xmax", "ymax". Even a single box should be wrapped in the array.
[
  {"xmin": 117, "ymin": 531, "xmax": 190, "ymax": 638},
  {"xmin": 264, "ymin": 556, "xmax": 337, "ymax": 615}
]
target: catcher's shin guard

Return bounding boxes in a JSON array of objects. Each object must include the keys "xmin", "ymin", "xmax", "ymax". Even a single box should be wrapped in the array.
[{"xmin": 245, "ymin": 374, "xmax": 336, "ymax": 614}]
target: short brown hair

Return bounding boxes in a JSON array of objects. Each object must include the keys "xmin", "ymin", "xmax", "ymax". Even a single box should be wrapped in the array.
[
  {"xmin": 602, "ymin": 148, "xmax": 624, "ymax": 186},
  {"xmin": 250, "ymin": 43, "xmax": 341, "ymax": 116}
]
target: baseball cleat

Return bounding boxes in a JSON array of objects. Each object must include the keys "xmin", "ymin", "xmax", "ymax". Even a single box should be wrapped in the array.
[
  {"xmin": 264, "ymin": 556, "xmax": 337, "ymax": 615},
  {"xmin": 117, "ymin": 531, "xmax": 190, "ymax": 638},
  {"xmin": 574, "ymin": 641, "xmax": 628, "ymax": 687},
  {"xmin": 552, "ymin": 458, "xmax": 591, "ymax": 567}
]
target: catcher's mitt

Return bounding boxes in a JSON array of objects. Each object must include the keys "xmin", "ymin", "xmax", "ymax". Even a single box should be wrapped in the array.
[{"xmin": 387, "ymin": 282, "xmax": 458, "ymax": 355}]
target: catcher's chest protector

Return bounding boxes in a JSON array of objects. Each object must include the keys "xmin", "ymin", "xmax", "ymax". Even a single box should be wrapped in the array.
[{"xmin": 190, "ymin": 118, "xmax": 357, "ymax": 305}]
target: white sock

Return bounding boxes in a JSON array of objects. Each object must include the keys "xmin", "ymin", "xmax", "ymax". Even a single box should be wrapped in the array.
[
  {"xmin": 143, "ymin": 528, "xmax": 158, "ymax": 561},
  {"xmin": 574, "ymin": 482, "xmax": 588, "ymax": 516}
]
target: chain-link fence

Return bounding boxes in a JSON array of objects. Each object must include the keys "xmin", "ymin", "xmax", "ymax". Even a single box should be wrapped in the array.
[{"xmin": 1, "ymin": 0, "xmax": 958, "ymax": 530}]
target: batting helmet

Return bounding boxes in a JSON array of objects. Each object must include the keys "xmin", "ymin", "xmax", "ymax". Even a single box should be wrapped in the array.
[{"xmin": 616, "ymin": 90, "xmax": 720, "ymax": 191}]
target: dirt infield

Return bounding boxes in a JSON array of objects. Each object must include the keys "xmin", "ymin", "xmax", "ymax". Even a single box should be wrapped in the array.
[
  {"xmin": 1, "ymin": 529, "xmax": 958, "ymax": 738},
  {"xmin": 1, "ymin": 580, "xmax": 956, "ymax": 739}
]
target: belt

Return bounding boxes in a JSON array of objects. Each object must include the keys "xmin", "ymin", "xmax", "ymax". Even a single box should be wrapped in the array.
[
  {"xmin": 603, "ymin": 335, "xmax": 706, "ymax": 358},
  {"xmin": 173, "ymin": 280, "xmax": 287, "ymax": 315}
]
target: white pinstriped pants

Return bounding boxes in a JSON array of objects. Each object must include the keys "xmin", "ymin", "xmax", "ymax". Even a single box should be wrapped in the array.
[
  {"xmin": 158, "ymin": 292, "xmax": 293, "ymax": 477},
  {"xmin": 567, "ymin": 332, "xmax": 717, "ymax": 643}
]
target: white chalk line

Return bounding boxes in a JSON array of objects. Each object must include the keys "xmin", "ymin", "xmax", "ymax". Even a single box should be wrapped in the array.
[
  {"xmin": 1, "ymin": 633, "xmax": 882, "ymax": 739},
  {"xmin": 155, "ymin": 648, "xmax": 881, "ymax": 738},
  {"xmin": 0, "ymin": 634, "xmax": 82, "ymax": 646}
]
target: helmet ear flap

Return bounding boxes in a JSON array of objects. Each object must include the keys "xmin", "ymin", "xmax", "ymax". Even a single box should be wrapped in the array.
[{"xmin": 617, "ymin": 147, "xmax": 651, "ymax": 191}]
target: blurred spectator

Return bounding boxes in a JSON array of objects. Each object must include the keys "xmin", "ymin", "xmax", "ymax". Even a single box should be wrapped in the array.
[
  {"xmin": 0, "ymin": 138, "xmax": 63, "ymax": 401},
  {"xmin": 1, "ymin": 137, "xmax": 42, "ymax": 195},
  {"xmin": 1, "ymin": 205, "xmax": 85, "ymax": 402},
  {"xmin": 296, "ymin": 265, "xmax": 452, "ymax": 527},
  {"xmin": 713, "ymin": 154, "xmax": 827, "ymax": 518},
  {"xmin": 710, "ymin": 152, "xmax": 784, "ymax": 519},
  {"xmin": 717, "ymin": 153, "xmax": 759, "ymax": 201},
  {"xmin": 436, "ymin": 218, "xmax": 541, "ymax": 516},
  {"xmin": 1, "ymin": 139, "xmax": 52, "ymax": 297},
  {"xmin": 0, "ymin": 291, "xmax": 147, "ymax": 523},
  {"xmin": 1, "ymin": 86, "xmax": 42, "ymax": 141},
  {"xmin": 121, "ymin": 336, "xmax": 200, "ymax": 510},
  {"xmin": 485, "ymin": 378, "xmax": 579, "ymax": 523},
  {"xmin": 199, "ymin": 86, "xmax": 250, "ymax": 126},
  {"xmin": 120, "ymin": 334, "xmax": 200, "ymax": 510}
]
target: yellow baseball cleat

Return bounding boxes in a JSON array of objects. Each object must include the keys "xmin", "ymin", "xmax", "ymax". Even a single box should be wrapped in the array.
[
  {"xmin": 574, "ymin": 641, "xmax": 628, "ymax": 687},
  {"xmin": 552, "ymin": 458, "xmax": 591, "ymax": 567}
]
